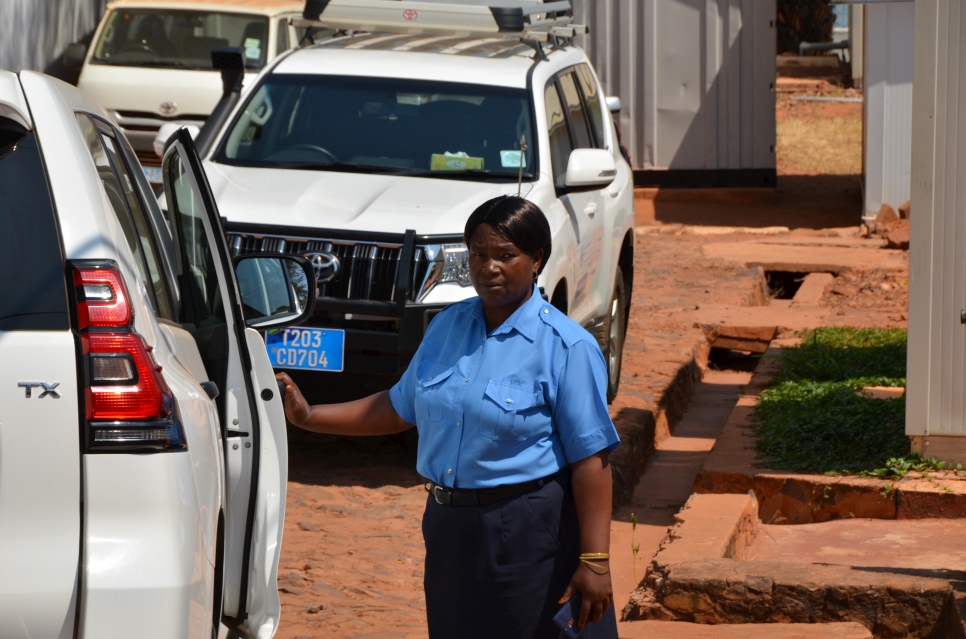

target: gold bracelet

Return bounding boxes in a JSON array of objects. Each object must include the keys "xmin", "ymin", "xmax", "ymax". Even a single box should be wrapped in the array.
[
  {"xmin": 579, "ymin": 552, "xmax": 610, "ymax": 560},
  {"xmin": 579, "ymin": 558, "xmax": 611, "ymax": 575}
]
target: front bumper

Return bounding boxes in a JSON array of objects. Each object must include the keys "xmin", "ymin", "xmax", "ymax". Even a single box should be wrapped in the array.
[{"xmin": 295, "ymin": 298, "xmax": 447, "ymax": 377}]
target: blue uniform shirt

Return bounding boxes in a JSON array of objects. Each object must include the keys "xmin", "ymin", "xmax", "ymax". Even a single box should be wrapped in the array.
[{"xmin": 389, "ymin": 285, "xmax": 620, "ymax": 489}]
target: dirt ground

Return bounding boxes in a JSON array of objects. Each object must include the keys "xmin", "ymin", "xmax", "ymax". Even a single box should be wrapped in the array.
[{"xmin": 272, "ymin": 82, "xmax": 910, "ymax": 639}]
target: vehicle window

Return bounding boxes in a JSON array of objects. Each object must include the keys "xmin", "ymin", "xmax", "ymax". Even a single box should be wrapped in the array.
[
  {"xmin": 576, "ymin": 64, "xmax": 606, "ymax": 148},
  {"xmin": 274, "ymin": 18, "xmax": 289, "ymax": 57},
  {"xmin": 0, "ymin": 118, "xmax": 70, "ymax": 331},
  {"xmin": 76, "ymin": 114, "xmax": 159, "ymax": 313},
  {"xmin": 97, "ymin": 127, "xmax": 175, "ymax": 320},
  {"xmin": 165, "ymin": 148, "xmax": 225, "ymax": 330},
  {"xmin": 557, "ymin": 72, "xmax": 593, "ymax": 150},
  {"xmin": 544, "ymin": 80, "xmax": 573, "ymax": 188},
  {"xmin": 215, "ymin": 75, "xmax": 535, "ymax": 182},
  {"xmin": 91, "ymin": 9, "xmax": 269, "ymax": 70}
]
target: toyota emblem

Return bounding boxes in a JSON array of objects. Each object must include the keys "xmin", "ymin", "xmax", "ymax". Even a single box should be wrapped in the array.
[
  {"xmin": 402, "ymin": 9, "xmax": 419, "ymax": 20},
  {"xmin": 159, "ymin": 101, "xmax": 178, "ymax": 116},
  {"xmin": 304, "ymin": 252, "xmax": 341, "ymax": 284}
]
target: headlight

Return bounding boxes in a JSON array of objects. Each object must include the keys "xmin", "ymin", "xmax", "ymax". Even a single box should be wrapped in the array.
[{"xmin": 438, "ymin": 243, "xmax": 472, "ymax": 287}]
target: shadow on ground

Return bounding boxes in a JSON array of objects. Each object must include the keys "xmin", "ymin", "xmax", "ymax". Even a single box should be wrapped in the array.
[{"xmin": 644, "ymin": 174, "xmax": 863, "ymax": 230}]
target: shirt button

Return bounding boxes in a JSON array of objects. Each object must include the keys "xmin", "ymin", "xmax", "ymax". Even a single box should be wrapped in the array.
[
  {"xmin": 457, "ymin": 421, "xmax": 461, "ymax": 427},
  {"xmin": 506, "ymin": 398, "xmax": 513, "ymax": 404},
  {"xmin": 466, "ymin": 377, "xmax": 471, "ymax": 382},
  {"xmin": 543, "ymin": 309, "xmax": 549, "ymax": 314},
  {"xmin": 447, "ymin": 469, "xmax": 452, "ymax": 474},
  {"xmin": 428, "ymin": 376, "xmax": 433, "ymax": 380}
]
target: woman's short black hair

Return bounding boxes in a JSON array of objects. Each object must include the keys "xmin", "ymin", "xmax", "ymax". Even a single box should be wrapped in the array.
[{"xmin": 463, "ymin": 196, "xmax": 552, "ymax": 274}]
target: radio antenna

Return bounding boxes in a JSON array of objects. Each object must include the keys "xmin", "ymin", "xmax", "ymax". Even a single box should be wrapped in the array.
[{"xmin": 517, "ymin": 134, "xmax": 528, "ymax": 197}]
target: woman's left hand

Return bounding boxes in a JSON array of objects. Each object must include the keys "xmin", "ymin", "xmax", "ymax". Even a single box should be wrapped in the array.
[{"xmin": 558, "ymin": 561, "xmax": 613, "ymax": 628}]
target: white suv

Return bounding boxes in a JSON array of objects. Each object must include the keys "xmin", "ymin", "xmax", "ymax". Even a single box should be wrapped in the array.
[
  {"xmin": 0, "ymin": 70, "xmax": 314, "ymax": 637},
  {"xmin": 197, "ymin": 0, "xmax": 635, "ymax": 400}
]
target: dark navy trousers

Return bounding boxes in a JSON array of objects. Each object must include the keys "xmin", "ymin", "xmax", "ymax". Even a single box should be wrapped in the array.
[{"xmin": 421, "ymin": 472, "xmax": 619, "ymax": 639}]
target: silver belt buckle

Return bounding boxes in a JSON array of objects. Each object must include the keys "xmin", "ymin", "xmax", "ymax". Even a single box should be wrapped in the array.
[{"xmin": 432, "ymin": 484, "xmax": 451, "ymax": 505}]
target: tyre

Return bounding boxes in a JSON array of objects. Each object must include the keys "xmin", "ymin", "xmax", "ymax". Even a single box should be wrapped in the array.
[{"xmin": 603, "ymin": 267, "xmax": 627, "ymax": 403}]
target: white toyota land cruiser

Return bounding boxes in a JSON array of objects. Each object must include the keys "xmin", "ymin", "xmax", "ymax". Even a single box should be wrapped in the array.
[
  {"xmin": 198, "ymin": 0, "xmax": 636, "ymax": 401},
  {"xmin": 0, "ymin": 70, "xmax": 315, "ymax": 637}
]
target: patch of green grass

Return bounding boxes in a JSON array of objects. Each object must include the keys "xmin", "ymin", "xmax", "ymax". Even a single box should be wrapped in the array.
[
  {"xmin": 756, "ymin": 380, "xmax": 907, "ymax": 473},
  {"xmin": 776, "ymin": 327, "xmax": 906, "ymax": 385},
  {"xmin": 753, "ymin": 327, "xmax": 912, "ymax": 475}
]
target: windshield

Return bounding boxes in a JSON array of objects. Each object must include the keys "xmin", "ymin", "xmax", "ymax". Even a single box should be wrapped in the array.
[
  {"xmin": 215, "ymin": 74, "xmax": 535, "ymax": 181},
  {"xmin": 92, "ymin": 9, "xmax": 270, "ymax": 70}
]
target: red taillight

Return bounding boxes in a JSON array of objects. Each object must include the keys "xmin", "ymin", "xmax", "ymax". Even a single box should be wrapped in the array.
[
  {"xmin": 85, "ymin": 333, "xmax": 173, "ymax": 421},
  {"xmin": 70, "ymin": 261, "xmax": 184, "ymax": 451},
  {"xmin": 74, "ymin": 267, "xmax": 132, "ymax": 328}
]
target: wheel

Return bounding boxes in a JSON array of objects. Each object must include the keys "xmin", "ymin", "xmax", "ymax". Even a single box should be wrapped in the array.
[{"xmin": 603, "ymin": 267, "xmax": 627, "ymax": 403}]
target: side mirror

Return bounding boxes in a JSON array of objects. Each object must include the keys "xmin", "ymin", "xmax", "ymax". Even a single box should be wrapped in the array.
[
  {"xmin": 564, "ymin": 149, "xmax": 617, "ymax": 189},
  {"xmin": 154, "ymin": 123, "xmax": 199, "ymax": 159},
  {"xmin": 605, "ymin": 96, "xmax": 622, "ymax": 114},
  {"xmin": 65, "ymin": 42, "xmax": 87, "ymax": 69},
  {"xmin": 234, "ymin": 254, "xmax": 317, "ymax": 329}
]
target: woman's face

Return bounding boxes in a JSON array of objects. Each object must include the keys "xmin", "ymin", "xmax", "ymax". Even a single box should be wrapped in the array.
[{"xmin": 468, "ymin": 223, "xmax": 543, "ymax": 311}]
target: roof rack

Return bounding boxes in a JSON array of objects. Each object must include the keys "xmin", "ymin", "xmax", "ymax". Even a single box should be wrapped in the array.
[{"xmin": 294, "ymin": 0, "xmax": 587, "ymax": 44}]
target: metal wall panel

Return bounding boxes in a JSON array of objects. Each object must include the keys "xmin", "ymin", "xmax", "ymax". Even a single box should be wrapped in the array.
[
  {"xmin": 572, "ymin": 0, "xmax": 776, "ymax": 173},
  {"xmin": 863, "ymin": 2, "xmax": 914, "ymax": 219},
  {"xmin": 907, "ymin": 0, "xmax": 966, "ymax": 441},
  {"xmin": 0, "ymin": 0, "xmax": 106, "ymax": 77}
]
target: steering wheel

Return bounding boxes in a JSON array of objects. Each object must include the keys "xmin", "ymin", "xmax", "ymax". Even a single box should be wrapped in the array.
[
  {"xmin": 118, "ymin": 43, "xmax": 158, "ymax": 56},
  {"xmin": 284, "ymin": 144, "xmax": 337, "ymax": 163}
]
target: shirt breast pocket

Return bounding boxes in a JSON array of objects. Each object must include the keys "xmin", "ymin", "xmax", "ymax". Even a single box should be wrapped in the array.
[
  {"xmin": 415, "ymin": 361, "xmax": 455, "ymax": 423},
  {"xmin": 480, "ymin": 380, "xmax": 547, "ymax": 442}
]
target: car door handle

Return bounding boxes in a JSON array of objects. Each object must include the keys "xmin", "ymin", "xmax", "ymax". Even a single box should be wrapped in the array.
[{"xmin": 584, "ymin": 201, "xmax": 598, "ymax": 217}]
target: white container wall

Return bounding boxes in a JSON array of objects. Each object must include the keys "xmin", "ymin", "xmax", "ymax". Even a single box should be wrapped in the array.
[
  {"xmin": 0, "ymin": 0, "xmax": 106, "ymax": 76},
  {"xmin": 907, "ymin": 0, "xmax": 966, "ymax": 458},
  {"xmin": 572, "ymin": 0, "xmax": 777, "ymax": 186},
  {"xmin": 863, "ymin": 2, "xmax": 914, "ymax": 220}
]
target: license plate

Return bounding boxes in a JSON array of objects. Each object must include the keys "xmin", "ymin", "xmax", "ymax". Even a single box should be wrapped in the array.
[
  {"xmin": 142, "ymin": 166, "xmax": 163, "ymax": 184},
  {"xmin": 265, "ymin": 327, "xmax": 344, "ymax": 372}
]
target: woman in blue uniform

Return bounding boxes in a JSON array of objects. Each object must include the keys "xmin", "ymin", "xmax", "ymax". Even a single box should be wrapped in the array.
[{"xmin": 277, "ymin": 195, "xmax": 620, "ymax": 638}]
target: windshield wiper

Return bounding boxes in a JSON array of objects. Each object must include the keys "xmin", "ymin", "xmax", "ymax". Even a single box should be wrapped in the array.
[{"xmin": 404, "ymin": 169, "xmax": 533, "ymax": 182}]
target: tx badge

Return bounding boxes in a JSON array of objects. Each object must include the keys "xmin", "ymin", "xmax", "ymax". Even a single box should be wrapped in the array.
[{"xmin": 18, "ymin": 381, "xmax": 60, "ymax": 399}]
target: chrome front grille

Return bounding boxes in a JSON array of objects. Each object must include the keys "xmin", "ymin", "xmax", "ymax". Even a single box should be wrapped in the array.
[{"xmin": 227, "ymin": 232, "xmax": 429, "ymax": 303}]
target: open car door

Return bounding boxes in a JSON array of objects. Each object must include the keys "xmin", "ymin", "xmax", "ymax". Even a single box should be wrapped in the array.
[{"xmin": 162, "ymin": 127, "xmax": 306, "ymax": 638}]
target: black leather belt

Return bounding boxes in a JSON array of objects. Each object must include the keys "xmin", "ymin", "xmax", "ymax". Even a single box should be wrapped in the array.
[{"xmin": 426, "ymin": 471, "xmax": 563, "ymax": 507}]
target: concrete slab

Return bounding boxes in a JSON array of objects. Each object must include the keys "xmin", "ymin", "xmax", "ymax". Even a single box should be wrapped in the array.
[
  {"xmin": 790, "ymin": 272, "xmax": 835, "ymax": 307},
  {"xmin": 745, "ymin": 236, "xmax": 888, "ymax": 249},
  {"xmin": 628, "ymin": 559, "xmax": 951, "ymax": 638},
  {"xmin": 619, "ymin": 620, "xmax": 873, "ymax": 639},
  {"xmin": 694, "ymin": 303, "xmax": 906, "ymax": 333},
  {"xmin": 702, "ymin": 242, "xmax": 907, "ymax": 274},
  {"xmin": 652, "ymin": 494, "xmax": 760, "ymax": 569},
  {"xmin": 749, "ymin": 518, "xmax": 966, "ymax": 572},
  {"xmin": 700, "ymin": 324, "xmax": 777, "ymax": 354}
]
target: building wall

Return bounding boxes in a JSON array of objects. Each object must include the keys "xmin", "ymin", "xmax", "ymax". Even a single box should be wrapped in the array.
[
  {"xmin": 0, "ymin": 0, "xmax": 106, "ymax": 80},
  {"xmin": 572, "ymin": 0, "xmax": 776, "ymax": 183},
  {"xmin": 863, "ymin": 2, "xmax": 914, "ymax": 219},
  {"xmin": 907, "ymin": 0, "xmax": 966, "ymax": 454}
]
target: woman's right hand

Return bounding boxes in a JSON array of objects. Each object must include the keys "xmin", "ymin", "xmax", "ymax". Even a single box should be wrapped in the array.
[{"xmin": 275, "ymin": 372, "xmax": 311, "ymax": 428}]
